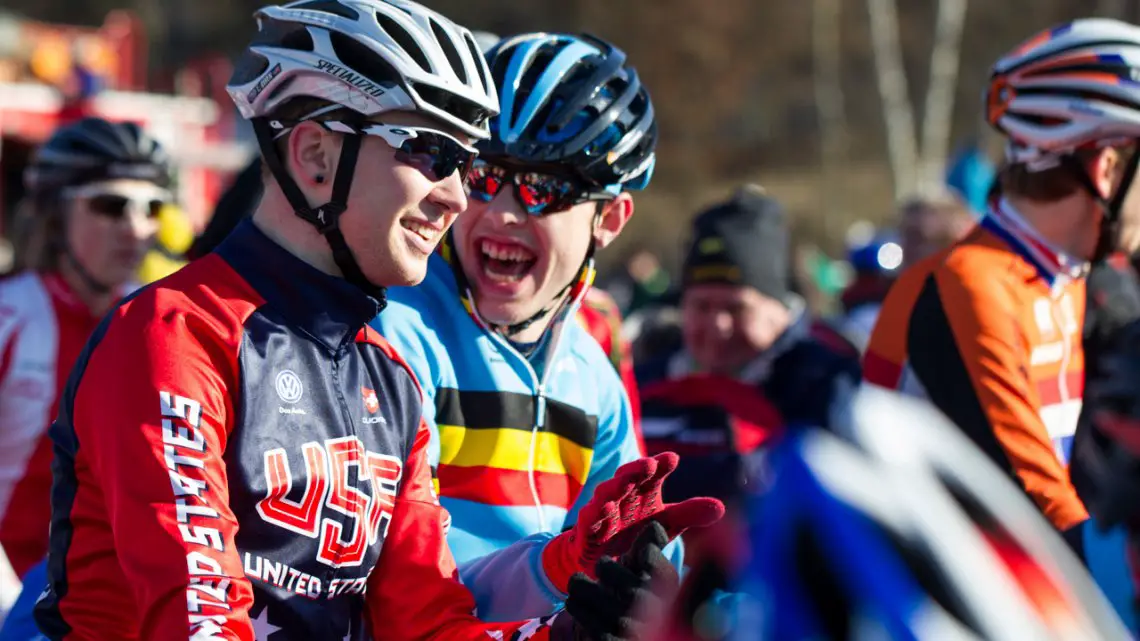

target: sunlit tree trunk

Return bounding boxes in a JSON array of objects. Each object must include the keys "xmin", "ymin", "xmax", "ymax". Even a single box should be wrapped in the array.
[
  {"xmin": 814, "ymin": 0, "xmax": 848, "ymax": 224},
  {"xmin": 919, "ymin": 0, "xmax": 968, "ymax": 194},
  {"xmin": 866, "ymin": 0, "xmax": 918, "ymax": 199}
]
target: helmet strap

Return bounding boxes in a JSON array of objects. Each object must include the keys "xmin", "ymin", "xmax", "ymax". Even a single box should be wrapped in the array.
[
  {"xmin": 495, "ymin": 207, "xmax": 605, "ymax": 338},
  {"xmin": 252, "ymin": 117, "xmax": 386, "ymax": 308},
  {"xmin": 1061, "ymin": 140, "xmax": 1140, "ymax": 263}
]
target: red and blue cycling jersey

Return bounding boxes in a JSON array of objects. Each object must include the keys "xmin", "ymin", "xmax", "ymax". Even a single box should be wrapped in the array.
[{"xmin": 35, "ymin": 220, "xmax": 558, "ymax": 640}]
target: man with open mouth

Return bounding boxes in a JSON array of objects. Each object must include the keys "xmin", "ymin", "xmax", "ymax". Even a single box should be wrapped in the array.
[{"xmin": 372, "ymin": 31, "xmax": 723, "ymax": 628}]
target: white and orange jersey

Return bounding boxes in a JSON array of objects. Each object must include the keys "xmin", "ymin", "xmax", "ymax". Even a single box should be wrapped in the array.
[{"xmin": 864, "ymin": 199, "xmax": 1088, "ymax": 530}]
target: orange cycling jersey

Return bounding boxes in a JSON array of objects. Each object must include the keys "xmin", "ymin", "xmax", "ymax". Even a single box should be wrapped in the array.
[{"xmin": 864, "ymin": 199, "xmax": 1088, "ymax": 530}]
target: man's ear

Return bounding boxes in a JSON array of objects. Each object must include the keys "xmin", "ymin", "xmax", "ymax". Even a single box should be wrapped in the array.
[
  {"xmin": 594, "ymin": 192, "xmax": 634, "ymax": 249},
  {"xmin": 287, "ymin": 121, "xmax": 339, "ymax": 196},
  {"xmin": 1091, "ymin": 146, "xmax": 1122, "ymax": 200}
]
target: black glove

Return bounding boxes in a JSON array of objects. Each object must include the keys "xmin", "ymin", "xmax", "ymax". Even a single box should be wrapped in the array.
[{"xmin": 554, "ymin": 520, "xmax": 678, "ymax": 641}]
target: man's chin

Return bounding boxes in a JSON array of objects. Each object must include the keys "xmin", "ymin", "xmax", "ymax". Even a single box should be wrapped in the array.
[
  {"xmin": 473, "ymin": 298, "xmax": 540, "ymax": 328},
  {"xmin": 395, "ymin": 266, "xmax": 429, "ymax": 288},
  {"xmin": 372, "ymin": 258, "xmax": 428, "ymax": 289}
]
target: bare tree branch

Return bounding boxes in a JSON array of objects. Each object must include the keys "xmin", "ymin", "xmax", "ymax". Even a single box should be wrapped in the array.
[
  {"xmin": 813, "ymin": 0, "xmax": 847, "ymax": 223},
  {"xmin": 919, "ymin": 0, "xmax": 968, "ymax": 195},
  {"xmin": 866, "ymin": 0, "xmax": 918, "ymax": 199}
]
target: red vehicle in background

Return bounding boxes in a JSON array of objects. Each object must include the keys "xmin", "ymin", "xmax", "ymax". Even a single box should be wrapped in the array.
[{"xmin": 0, "ymin": 9, "xmax": 250, "ymax": 252}]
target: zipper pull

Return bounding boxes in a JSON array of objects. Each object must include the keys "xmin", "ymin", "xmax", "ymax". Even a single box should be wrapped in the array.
[{"xmin": 535, "ymin": 388, "xmax": 547, "ymax": 429}]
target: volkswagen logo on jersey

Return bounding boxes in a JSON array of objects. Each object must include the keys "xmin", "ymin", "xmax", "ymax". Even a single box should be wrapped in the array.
[{"xmin": 275, "ymin": 370, "xmax": 303, "ymax": 404}]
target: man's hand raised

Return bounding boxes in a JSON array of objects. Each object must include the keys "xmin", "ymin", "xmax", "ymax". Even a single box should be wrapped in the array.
[{"xmin": 542, "ymin": 453, "xmax": 725, "ymax": 592}]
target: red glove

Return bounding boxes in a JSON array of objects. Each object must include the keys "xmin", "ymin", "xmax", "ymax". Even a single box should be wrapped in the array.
[{"xmin": 542, "ymin": 452, "xmax": 725, "ymax": 593}]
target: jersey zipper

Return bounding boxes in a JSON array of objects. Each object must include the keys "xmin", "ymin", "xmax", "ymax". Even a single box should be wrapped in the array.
[
  {"xmin": 483, "ymin": 331, "xmax": 548, "ymax": 531},
  {"xmin": 465, "ymin": 285, "xmax": 579, "ymax": 533},
  {"xmin": 328, "ymin": 342, "xmax": 359, "ymax": 572}
]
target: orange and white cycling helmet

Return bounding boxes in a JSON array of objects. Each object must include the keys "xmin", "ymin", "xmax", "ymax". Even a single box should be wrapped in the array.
[
  {"xmin": 988, "ymin": 18, "xmax": 1140, "ymax": 169},
  {"xmin": 986, "ymin": 18, "xmax": 1140, "ymax": 258}
]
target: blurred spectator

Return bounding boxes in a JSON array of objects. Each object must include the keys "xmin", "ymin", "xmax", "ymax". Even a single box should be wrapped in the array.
[
  {"xmin": 0, "ymin": 118, "xmax": 168, "ymax": 619},
  {"xmin": 608, "ymin": 248, "xmax": 673, "ymax": 318},
  {"xmin": 837, "ymin": 195, "xmax": 972, "ymax": 352},
  {"xmin": 946, "ymin": 143, "xmax": 997, "ymax": 216},
  {"xmin": 897, "ymin": 192, "xmax": 975, "ymax": 271},
  {"xmin": 838, "ymin": 231, "xmax": 902, "ymax": 351},
  {"xmin": 635, "ymin": 185, "xmax": 860, "ymax": 563}
]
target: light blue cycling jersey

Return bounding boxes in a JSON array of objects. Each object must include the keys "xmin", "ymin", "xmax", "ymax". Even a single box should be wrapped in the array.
[{"xmin": 372, "ymin": 247, "xmax": 680, "ymax": 620}]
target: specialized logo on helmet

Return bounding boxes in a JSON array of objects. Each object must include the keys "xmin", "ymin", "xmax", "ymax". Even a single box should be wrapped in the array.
[
  {"xmin": 247, "ymin": 63, "xmax": 283, "ymax": 104},
  {"xmin": 314, "ymin": 60, "xmax": 389, "ymax": 99},
  {"xmin": 275, "ymin": 370, "xmax": 304, "ymax": 404}
]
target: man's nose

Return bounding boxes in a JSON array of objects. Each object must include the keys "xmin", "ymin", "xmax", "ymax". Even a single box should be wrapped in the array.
[{"xmin": 428, "ymin": 170, "xmax": 469, "ymax": 215}]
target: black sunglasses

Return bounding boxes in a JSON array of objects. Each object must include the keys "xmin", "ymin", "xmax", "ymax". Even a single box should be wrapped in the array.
[
  {"xmin": 277, "ymin": 120, "xmax": 479, "ymax": 182},
  {"xmin": 464, "ymin": 158, "xmax": 614, "ymax": 215}
]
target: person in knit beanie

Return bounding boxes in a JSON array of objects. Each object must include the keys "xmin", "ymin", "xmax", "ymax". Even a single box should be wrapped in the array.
[
  {"xmin": 679, "ymin": 184, "xmax": 798, "ymax": 374},
  {"xmin": 637, "ymin": 183, "xmax": 861, "ymax": 502}
]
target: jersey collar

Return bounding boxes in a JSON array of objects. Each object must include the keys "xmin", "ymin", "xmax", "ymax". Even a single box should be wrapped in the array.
[
  {"xmin": 217, "ymin": 219, "xmax": 383, "ymax": 351},
  {"xmin": 981, "ymin": 198, "xmax": 1089, "ymax": 287}
]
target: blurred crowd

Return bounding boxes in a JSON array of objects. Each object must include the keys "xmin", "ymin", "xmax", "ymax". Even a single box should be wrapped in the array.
[{"xmin": 6, "ymin": 4, "xmax": 1140, "ymax": 641}]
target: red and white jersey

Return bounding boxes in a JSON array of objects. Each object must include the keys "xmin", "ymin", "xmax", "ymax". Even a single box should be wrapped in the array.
[{"xmin": 0, "ymin": 271, "xmax": 111, "ymax": 578}]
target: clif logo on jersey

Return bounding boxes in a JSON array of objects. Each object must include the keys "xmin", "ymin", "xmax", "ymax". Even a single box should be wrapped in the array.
[{"xmin": 362, "ymin": 387, "xmax": 379, "ymax": 414}]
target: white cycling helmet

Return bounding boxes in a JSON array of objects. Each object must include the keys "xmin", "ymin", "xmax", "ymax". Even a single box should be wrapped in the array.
[
  {"xmin": 987, "ymin": 18, "xmax": 1140, "ymax": 171},
  {"xmin": 226, "ymin": 0, "xmax": 499, "ymax": 296},
  {"xmin": 227, "ymin": 0, "xmax": 498, "ymax": 140},
  {"xmin": 986, "ymin": 18, "xmax": 1140, "ymax": 261}
]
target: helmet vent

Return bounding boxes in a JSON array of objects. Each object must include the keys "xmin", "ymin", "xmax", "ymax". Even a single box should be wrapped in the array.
[
  {"xmin": 463, "ymin": 33, "xmax": 490, "ymax": 93},
  {"xmin": 328, "ymin": 30, "xmax": 402, "ymax": 88},
  {"xmin": 430, "ymin": 18, "xmax": 466, "ymax": 84},
  {"xmin": 375, "ymin": 12, "xmax": 432, "ymax": 73},
  {"xmin": 279, "ymin": 25, "xmax": 315, "ymax": 53}
]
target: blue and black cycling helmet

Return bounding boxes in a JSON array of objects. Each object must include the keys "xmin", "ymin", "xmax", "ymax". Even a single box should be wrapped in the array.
[
  {"xmin": 482, "ymin": 32, "xmax": 656, "ymax": 192},
  {"xmin": 726, "ymin": 386, "xmax": 1130, "ymax": 641}
]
